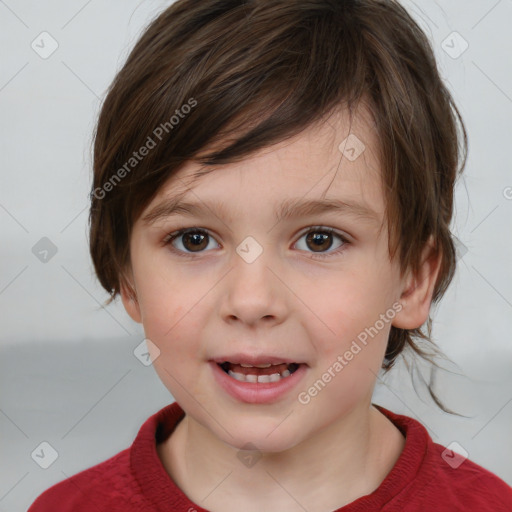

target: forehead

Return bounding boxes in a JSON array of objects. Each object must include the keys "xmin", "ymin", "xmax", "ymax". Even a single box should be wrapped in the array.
[{"xmin": 140, "ymin": 103, "xmax": 385, "ymax": 226}]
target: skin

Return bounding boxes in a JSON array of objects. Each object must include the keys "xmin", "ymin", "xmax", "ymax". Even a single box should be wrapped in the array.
[{"xmin": 120, "ymin": 104, "xmax": 442, "ymax": 512}]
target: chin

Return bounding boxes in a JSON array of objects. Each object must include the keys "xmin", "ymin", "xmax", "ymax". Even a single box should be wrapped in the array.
[
  {"xmin": 218, "ymin": 419, "xmax": 305, "ymax": 454},
  {"xmin": 228, "ymin": 436, "xmax": 299, "ymax": 455}
]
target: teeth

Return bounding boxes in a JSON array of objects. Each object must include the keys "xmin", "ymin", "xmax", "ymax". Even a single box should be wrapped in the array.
[
  {"xmin": 227, "ymin": 370, "xmax": 293, "ymax": 383},
  {"xmin": 240, "ymin": 363, "xmax": 276, "ymax": 368}
]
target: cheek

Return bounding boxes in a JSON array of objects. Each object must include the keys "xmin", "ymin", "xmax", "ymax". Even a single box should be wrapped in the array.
[
  {"xmin": 313, "ymin": 270, "xmax": 393, "ymax": 349},
  {"xmin": 132, "ymin": 261, "xmax": 216, "ymax": 371},
  {"xmin": 303, "ymin": 272, "xmax": 393, "ymax": 407},
  {"xmin": 132, "ymin": 251, "xmax": 192, "ymax": 335},
  {"xmin": 138, "ymin": 273, "xmax": 209, "ymax": 402}
]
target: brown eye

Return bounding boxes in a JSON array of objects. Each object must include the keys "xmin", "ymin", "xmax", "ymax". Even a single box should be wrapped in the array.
[
  {"xmin": 294, "ymin": 227, "xmax": 349, "ymax": 259},
  {"xmin": 164, "ymin": 228, "xmax": 219, "ymax": 255},
  {"xmin": 181, "ymin": 230, "xmax": 209, "ymax": 251},
  {"xmin": 163, "ymin": 226, "xmax": 349, "ymax": 260},
  {"xmin": 305, "ymin": 231, "xmax": 334, "ymax": 252}
]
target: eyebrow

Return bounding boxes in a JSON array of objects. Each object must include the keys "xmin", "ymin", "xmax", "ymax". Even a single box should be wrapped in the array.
[{"xmin": 142, "ymin": 195, "xmax": 381, "ymax": 226}]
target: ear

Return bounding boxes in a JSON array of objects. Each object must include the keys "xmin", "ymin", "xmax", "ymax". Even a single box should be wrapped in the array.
[
  {"xmin": 119, "ymin": 272, "xmax": 142, "ymax": 324},
  {"xmin": 392, "ymin": 235, "xmax": 442, "ymax": 330}
]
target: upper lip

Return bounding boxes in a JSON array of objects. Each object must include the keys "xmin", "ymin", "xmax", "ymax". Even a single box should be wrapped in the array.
[{"xmin": 211, "ymin": 354, "xmax": 305, "ymax": 366}]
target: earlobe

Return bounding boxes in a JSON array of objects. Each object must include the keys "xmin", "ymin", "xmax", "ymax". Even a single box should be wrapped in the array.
[
  {"xmin": 120, "ymin": 278, "xmax": 142, "ymax": 324},
  {"xmin": 392, "ymin": 236, "xmax": 442, "ymax": 330}
]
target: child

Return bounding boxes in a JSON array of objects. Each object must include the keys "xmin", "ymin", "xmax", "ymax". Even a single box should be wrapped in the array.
[{"xmin": 29, "ymin": 0, "xmax": 512, "ymax": 510}]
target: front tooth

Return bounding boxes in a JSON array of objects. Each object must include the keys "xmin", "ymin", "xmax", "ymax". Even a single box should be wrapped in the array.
[
  {"xmin": 227, "ymin": 370, "xmax": 291, "ymax": 383},
  {"xmin": 228, "ymin": 370, "xmax": 247, "ymax": 382},
  {"xmin": 240, "ymin": 364, "xmax": 254, "ymax": 368},
  {"xmin": 255, "ymin": 363, "xmax": 272, "ymax": 368}
]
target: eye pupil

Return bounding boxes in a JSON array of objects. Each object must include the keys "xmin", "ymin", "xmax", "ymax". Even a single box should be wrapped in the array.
[
  {"xmin": 306, "ymin": 231, "xmax": 333, "ymax": 252},
  {"xmin": 169, "ymin": 227, "xmax": 344, "ymax": 258},
  {"xmin": 184, "ymin": 232, "xmax": 208, "ymax": 251}
]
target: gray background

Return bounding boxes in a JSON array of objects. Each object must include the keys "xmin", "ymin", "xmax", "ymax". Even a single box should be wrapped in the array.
[{"xmin": 1, "ymin": 1, "xmax": 511, "ymax": 511}]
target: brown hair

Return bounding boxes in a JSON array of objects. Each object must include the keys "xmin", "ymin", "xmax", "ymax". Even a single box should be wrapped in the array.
[{"xmin": 88, "ymin": 0, "xmax": 467, "ymax": 412}]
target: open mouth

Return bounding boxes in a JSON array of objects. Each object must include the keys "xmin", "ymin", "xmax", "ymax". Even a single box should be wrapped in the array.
[{"xmin": 217, "ymin": 361, "xmax": 301, "ymax": 383}]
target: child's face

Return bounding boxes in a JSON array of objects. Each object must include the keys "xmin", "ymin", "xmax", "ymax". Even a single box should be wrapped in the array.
[{"xmin": 122, "ymin": 106, "xmax": 413, "ymax": 451}]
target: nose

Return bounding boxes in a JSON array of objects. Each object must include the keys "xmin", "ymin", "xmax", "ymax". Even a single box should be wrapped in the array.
[{"xmin": 219, "ymin": 246, "xmax": 288, "ymax": 328}]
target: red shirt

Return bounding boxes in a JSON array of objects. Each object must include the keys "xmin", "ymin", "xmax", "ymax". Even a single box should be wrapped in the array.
[{"xmin": 28, "ymin": 402, "xmax": 512, "ymax": 511}]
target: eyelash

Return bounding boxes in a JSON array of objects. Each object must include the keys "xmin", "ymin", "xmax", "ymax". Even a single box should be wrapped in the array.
[{"xmin": 162, "ymin": 226, "xmax": 350, "ymax": 260}]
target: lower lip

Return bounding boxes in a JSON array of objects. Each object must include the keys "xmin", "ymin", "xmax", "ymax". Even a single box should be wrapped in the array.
[{"xmin": 210, "ymin": 361, "xmax": 308, "ymax": 404}]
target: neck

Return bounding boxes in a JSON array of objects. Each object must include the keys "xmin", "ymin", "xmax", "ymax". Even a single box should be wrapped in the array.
[{"xmin": 158, "ymin": 403, "xmax": 405, "ymax": 512}]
